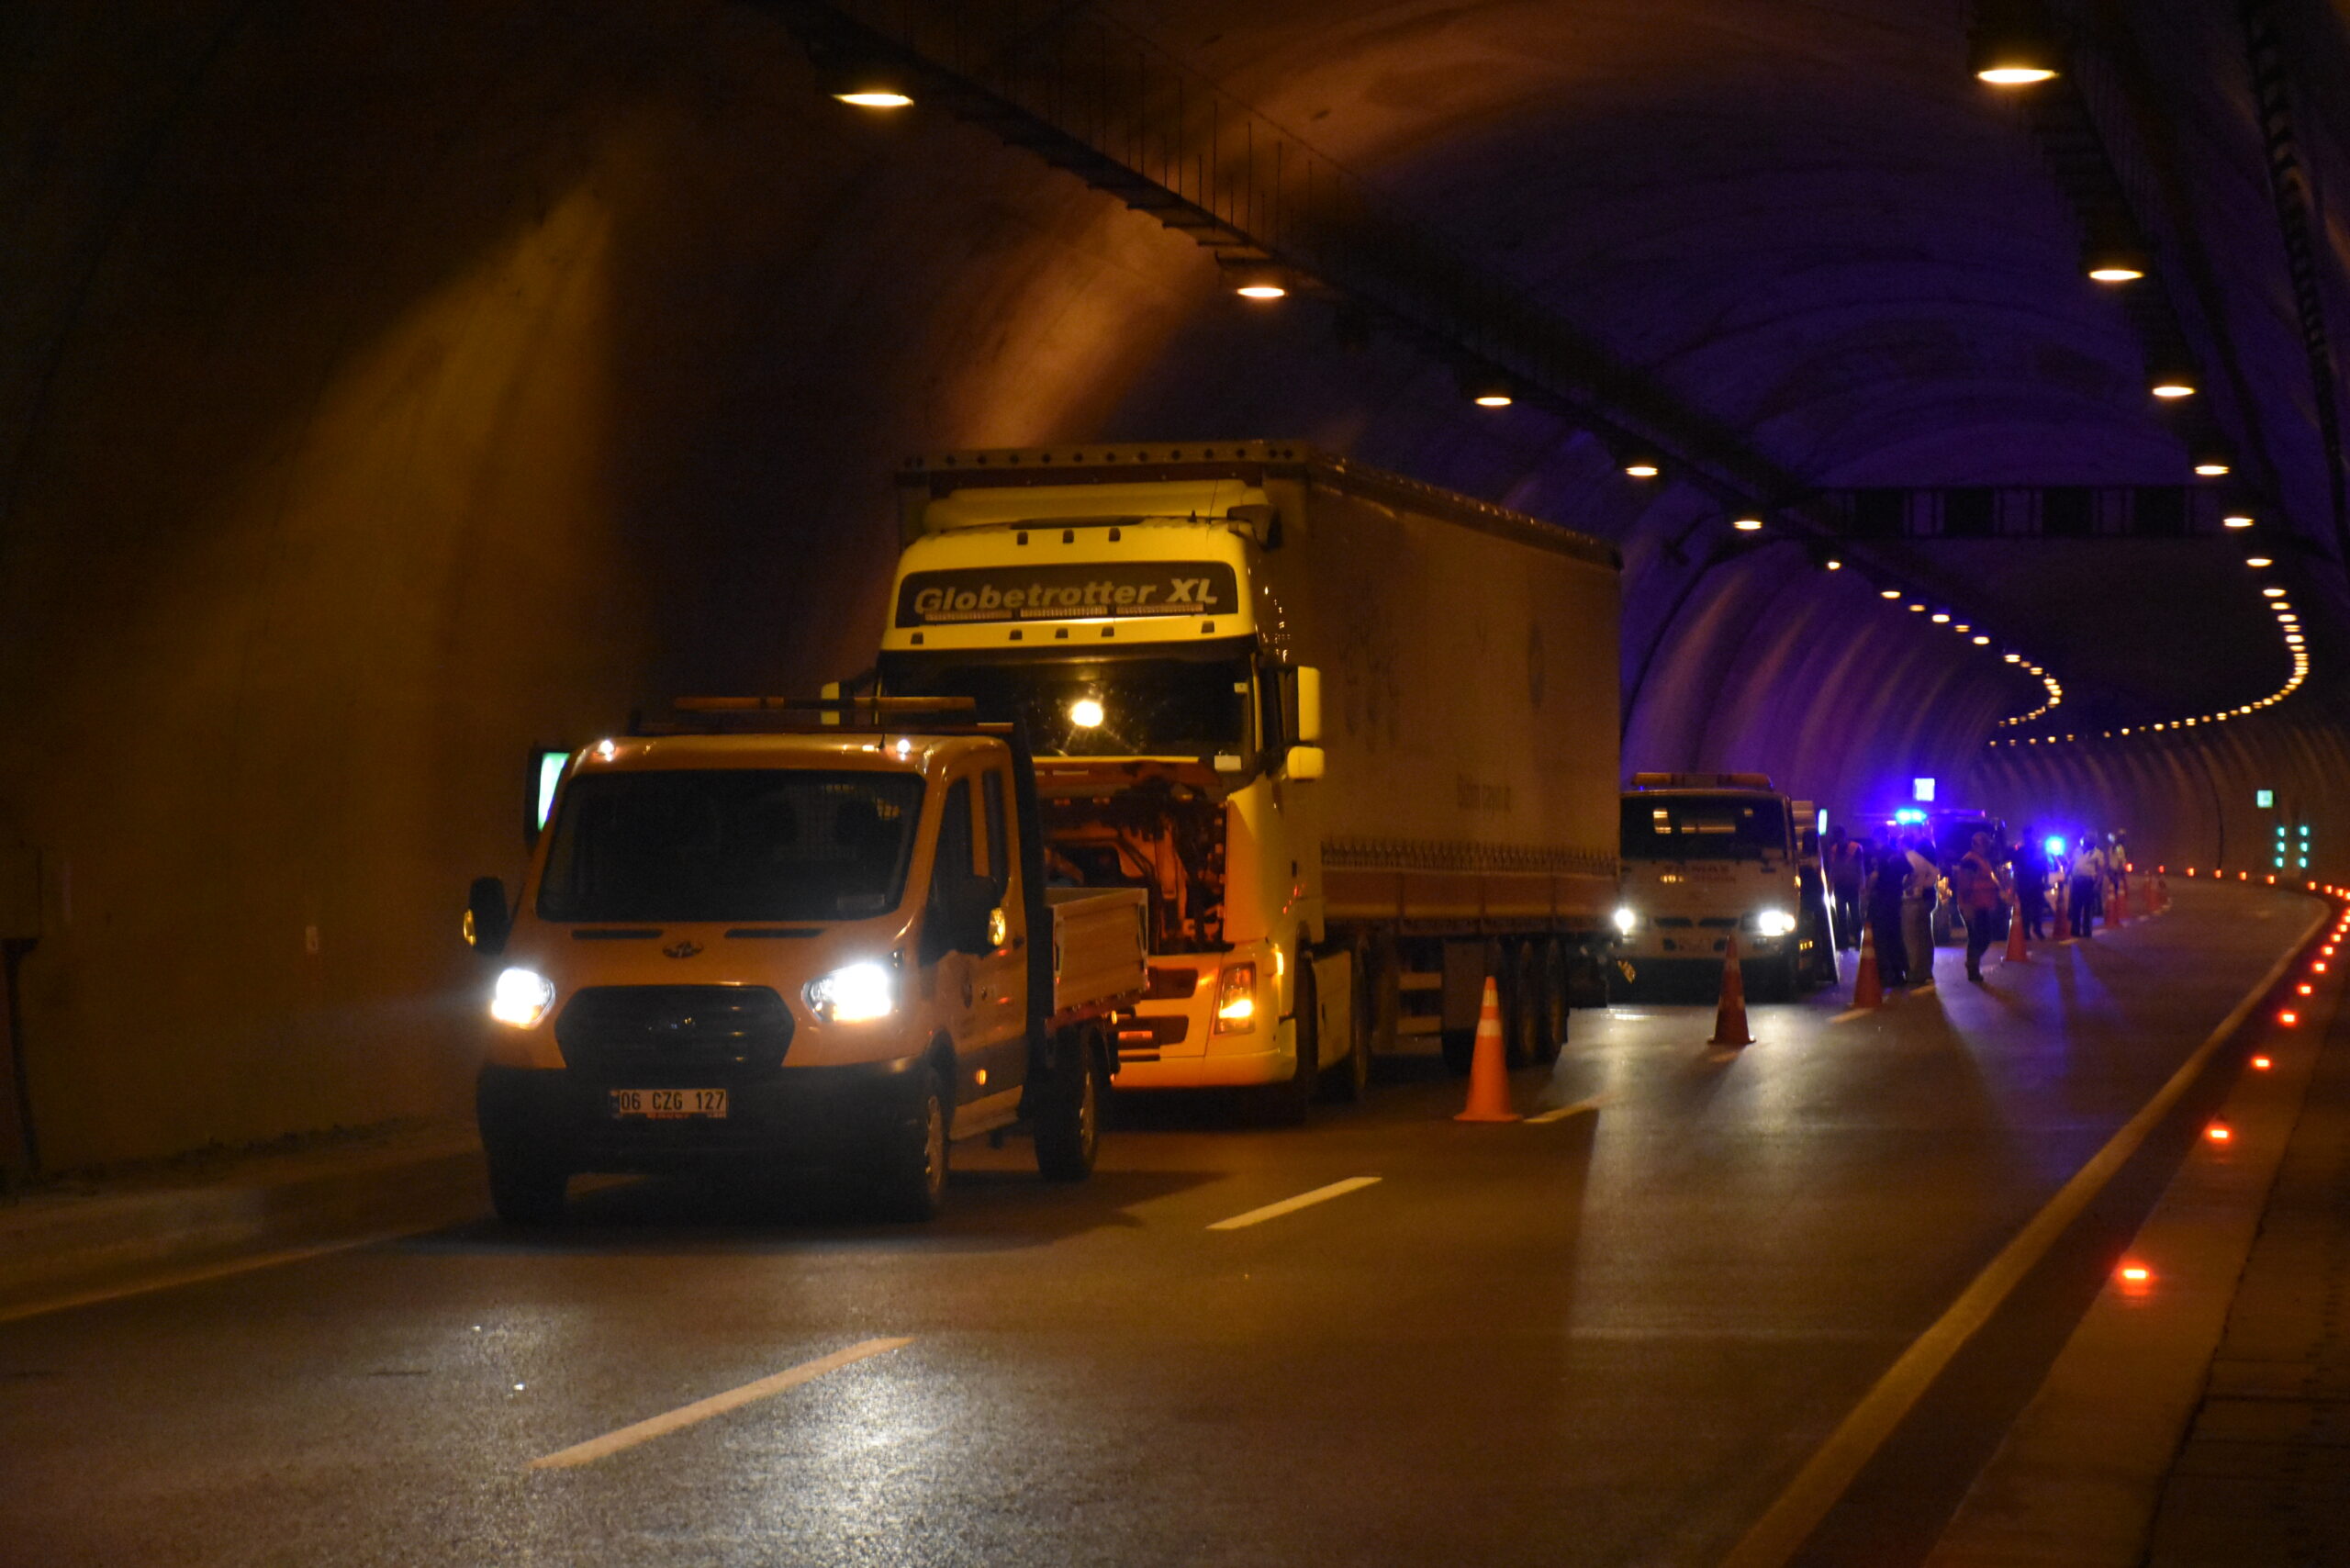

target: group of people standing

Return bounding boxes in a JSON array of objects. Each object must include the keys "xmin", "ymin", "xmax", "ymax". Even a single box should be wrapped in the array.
[{"xmin": 1823, "ymin": 822, "xmax": 2131, "ymax": 990}]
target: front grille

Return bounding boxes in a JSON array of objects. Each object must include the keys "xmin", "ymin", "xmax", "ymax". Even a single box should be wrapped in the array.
[
  {"xmin": 1116, "ymin": 1014, "xmax": 1190, "ymax": 1051},
  {"xmin": 555, "ymin": 985, "xmax": 791, "ymax": 1081},
  {"xmin": 1142, "ymin": 967, "xmax": 1201, "ymax": 1001},
  {"xmin": 1654, "ymin": 916, "xmax": 1695, "ymax": 929},
  {"xmin": 1698, "ymin": 917, "xmax": 1740, "ymax": 929}
]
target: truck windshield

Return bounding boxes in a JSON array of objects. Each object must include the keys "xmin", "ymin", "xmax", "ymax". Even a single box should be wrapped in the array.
[
  {"xmin": 537, "ymin": 770, "xmax": 926, "ymax": 923},
  {"xmin": 884, "ymin": 654, "xmax": 1252, "ymax": 758},
  {"xmin": 1621, "ymin": 795, "xmax": 1791, "ymax": 860}
]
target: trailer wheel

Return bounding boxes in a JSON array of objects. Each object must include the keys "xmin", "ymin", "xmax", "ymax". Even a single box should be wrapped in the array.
[
  {"xmin": 875, "ymin": 1064, "xmax": 949, "ymax": 1220},
  {"xmin": 1034, "ymin": 1029, "xmax": 1103, "ymax": 1182},
  {"xmin": 485, "ymin": 1139, "xmax": 568, "ymax": 1226}
]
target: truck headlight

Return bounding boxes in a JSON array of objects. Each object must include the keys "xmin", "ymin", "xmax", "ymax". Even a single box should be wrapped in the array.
[
  {"xmin": 488, "ymin": 967, "xmax": 555, "ymax": 1028},
  {"xmin": 806, "ymin": 961, "xmax": 896, "ymax": 1024},
  {"xmin": 1612, "ymin": 906, "xmax": 1639, "ymax": 935},
  {"xmin": 1214, "ymin": 962, "xmax": 1258, "ymax": 1033},
  {"xmin": 1754, "ymin": 909, "xmax": 1797, "ymax": 937}
]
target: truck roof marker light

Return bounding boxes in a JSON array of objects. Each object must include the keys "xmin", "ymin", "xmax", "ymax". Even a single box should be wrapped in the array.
[
  {"xmin": 2116, "ymin": 1261, "xmax": 2154, "ymax": 1297},
  {"xmin": 2252, "ymin": 1055, "xmax": 2273, "ymax": 1070},
  {"xmin": 2279, "ymin": 1010, "xmax": 2299, "ymax": 1025},
  {"xmin": 2207, "ymin": 1123, "xmax": 2232, "ymax": 1143},
  {"xmin": 2297, "ymin": 982, "xmax": 2311, "ymax": 995}
]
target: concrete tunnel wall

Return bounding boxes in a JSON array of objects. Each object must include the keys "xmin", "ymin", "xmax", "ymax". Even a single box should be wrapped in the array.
[{"xmin": 0, "ymin": 1, "xmax": 2343, "ymax": 1168}]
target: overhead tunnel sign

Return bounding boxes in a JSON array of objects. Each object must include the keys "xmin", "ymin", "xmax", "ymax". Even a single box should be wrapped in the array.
[{"xmin": 894, "ymin": 562, "xmax": 1238, "ymax": 627}]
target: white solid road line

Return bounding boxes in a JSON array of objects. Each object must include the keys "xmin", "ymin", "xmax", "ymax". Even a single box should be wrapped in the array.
[
  {"xmin": 1526, "ymin": 1096, "xmax": 1607, "ymax": 1125},
  {"xmin": 1718, "ymin": 899, "xmax": 2328, "ymax": 1568},
  {"xmin": 1206, "ymin": 1176, "xmax": 1381, "ymax": 1231},
  {"xmin": 527, "ymin": 1337, "xmax": 913, "ymax": 1471}
]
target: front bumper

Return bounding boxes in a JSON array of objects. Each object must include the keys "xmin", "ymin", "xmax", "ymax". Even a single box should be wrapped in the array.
[{"xmin": 476, "ymin": 1058, "xmax": 929, "ymax": 1175}]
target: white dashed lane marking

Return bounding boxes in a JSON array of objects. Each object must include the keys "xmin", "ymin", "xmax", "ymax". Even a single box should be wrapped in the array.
[
  {"xmin": 1206, "ymin": 1177, "xmax": 1382, "ymax": 1231},
  {"xmin": 527, "ymin": 1337, "xmax": 912, "ymax": 1471}
]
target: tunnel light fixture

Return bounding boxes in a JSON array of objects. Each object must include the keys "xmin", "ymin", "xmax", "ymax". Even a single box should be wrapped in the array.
[
  {"xmin": 1824, "ymin": 557, "xmax": 1842, "ymax": 570},
  {"xmin": 1222, "ymin": 260, "xmax": 1291, "ymax": 300},
  {"xmin": 2084, "ymin": 234, "xmax": 2150, "ymax": 284},
  {"xmin": 2264, "ymin": 586, "xmax": 2287, "ymax": 597},
  {"xmin": 1931, "ymin": 612, "xmax": 1951, "ymax": 623},
  {"xmin": 1908, "ymin": 601, "xmax": 1927, "ymax": 612},
  {"xmin": 1973, "ymin": 635, "xmax": 1990, "ymax": 644},
  {"xmin": 2004, "ymin": 653, "xmax": 2022, "ymax": 662},
  {"xmin": 2223, "ymin": 514, "xmax": 2255, "ymax": 528},
  {"xmin": 1972, "ymin": 0, "xmax": 2062, "ymax": 86},
  {"xmin": 1460, "ymin": 370, "xmax": 1515, "ymax": 408},
  {"xmin": 1881, "ymin": 588, "xmax": 1902, "ymax": 599},
  {"xmin": 1622, "ymin": 449, "xmax": 1663, "ymax": 478},
  {"xmin": 2151, "ymin": 379, "xmax": 2198, "ymax": 399},
  {"xmin": 823, "ymin": 58, "xmax": 916, "ymax": 109},
  {"xmin": 2194, "ymin": 462, "xmax": 2231, "ymax": 476},
  {"xmin": 1732, "ymin": 517, "xmax": 1764, "ymax": 532},
  {"xmin": 2246, "ymin": 556, "xmax": 2273, "ymax": 568}
]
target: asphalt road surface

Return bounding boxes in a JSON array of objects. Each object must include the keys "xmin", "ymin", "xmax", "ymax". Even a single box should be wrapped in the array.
[{"xmin": 0, "ymin": 882, "xmax": 2311, "ymax": 1567}]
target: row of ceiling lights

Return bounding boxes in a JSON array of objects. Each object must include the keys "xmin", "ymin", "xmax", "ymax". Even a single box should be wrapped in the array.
[
  {"xmin": 1972, "ymin": 6, "xmax": 2225, "ymax": 439},
  {"xmin": 1969, "ymin": 3, "xmax": 2308, "ymax": 745},
  {"xmin": 1990, "ymin": 508, "xmax": 2309, "ymax": 746}
]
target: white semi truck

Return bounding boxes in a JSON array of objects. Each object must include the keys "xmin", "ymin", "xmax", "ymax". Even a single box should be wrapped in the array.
[{"xmin": 857, "ymin": 442, "xmax": 1622, "ymax": 1113}]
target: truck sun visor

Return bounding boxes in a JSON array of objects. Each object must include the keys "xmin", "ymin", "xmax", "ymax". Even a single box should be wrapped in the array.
[{"xmin": 895, "ymin": 562, "xmax": 1239, "ymax": 627}]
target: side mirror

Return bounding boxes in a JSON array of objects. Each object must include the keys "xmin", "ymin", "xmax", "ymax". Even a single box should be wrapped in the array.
[
  {"xmin": 1285, "ymin": 745, "xmax": 1326, "ymax": 781},
  {"xmin": 1294, "ymin": 666, "xmax": 1322, "ymax": 744},
  {"xmin": 464, "ymin": 876, "xmax": 511, "ymax": 955}
]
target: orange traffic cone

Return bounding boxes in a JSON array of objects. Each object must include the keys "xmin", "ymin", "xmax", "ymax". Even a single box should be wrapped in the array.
[
  {"xmin": 2004, "ymin": 886, "xmax": 2030, "ymax": 963},
  {"xmin": 1711, "ymin": 935, "xmax": 1754, "ymax": 1046},
  {"xmin": 1455, "ymin": 976, "xmax": 1522, "ymax": 1123},
  {"xmin": 1852, "ymin": 923, "xmax": 1885, "ymax": 1009}
]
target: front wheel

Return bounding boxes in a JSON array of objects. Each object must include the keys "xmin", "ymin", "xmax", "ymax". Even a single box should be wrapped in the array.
[
  {"xmin": 1034, "ymin": 1032, "xmax": 1103, "ymax": 1182},
  {"xmin": 874, "ymin": 1065, "xmax": 949, "ymax": 1221},
  {"xmin": 485, "ymin": 1139, "xmax": 568, "ymax": 1226}
]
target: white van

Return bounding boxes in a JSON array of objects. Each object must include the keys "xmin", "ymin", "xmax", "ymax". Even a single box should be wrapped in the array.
[{"xmin": 1611, "ymin": 773, "xmax": 1821, "ymax": 1000}]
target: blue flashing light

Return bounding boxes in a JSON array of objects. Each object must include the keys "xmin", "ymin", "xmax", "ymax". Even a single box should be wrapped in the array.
[
  {"xmin": 1912, "ymin": 777, "xmax": 1937, "ymax": 802},
  {"xmin": 2044, "ymin": 835, "xmax": 2066, "ymax": 859},
  {"xmin": 1894, "ymin": 808, "xmax": 1928, "ymax": 826}
]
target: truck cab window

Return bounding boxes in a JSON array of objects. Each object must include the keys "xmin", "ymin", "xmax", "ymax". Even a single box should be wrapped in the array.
[{"xmin": 934, "ymin": 778, "xmax": 976, "ymax": 891}]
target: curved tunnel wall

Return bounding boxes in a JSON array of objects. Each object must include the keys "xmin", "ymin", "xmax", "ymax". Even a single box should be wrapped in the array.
[
  {"xmin": 1968, "ymin": 716, "xmax": 2350, "ymax": 889},
  {"xmin": 0, "ymin": 2, "xmax": 2341, "ymax": 1167}
]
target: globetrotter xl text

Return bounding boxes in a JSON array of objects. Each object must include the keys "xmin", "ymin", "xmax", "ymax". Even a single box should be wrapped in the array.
[{"xmin": 895, "ymin": 562, "xmax": 1240, "ymax": 627}]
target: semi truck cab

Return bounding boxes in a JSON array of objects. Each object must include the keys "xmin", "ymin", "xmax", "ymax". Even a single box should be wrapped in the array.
[{"xmin": 464, "ymin": 700, "xmax": 1145, "ymax": 1223}]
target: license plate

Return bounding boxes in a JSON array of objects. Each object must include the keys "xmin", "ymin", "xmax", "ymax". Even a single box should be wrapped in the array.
[{"xmin": 609, "ymin": 1088, "xmax": 729, "ymax": 1119}]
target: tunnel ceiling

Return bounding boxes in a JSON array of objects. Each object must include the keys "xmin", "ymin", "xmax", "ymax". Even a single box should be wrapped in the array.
[{"xmin": 821, "ymin": 0, "xmax": 2350, "ymax": 749}]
